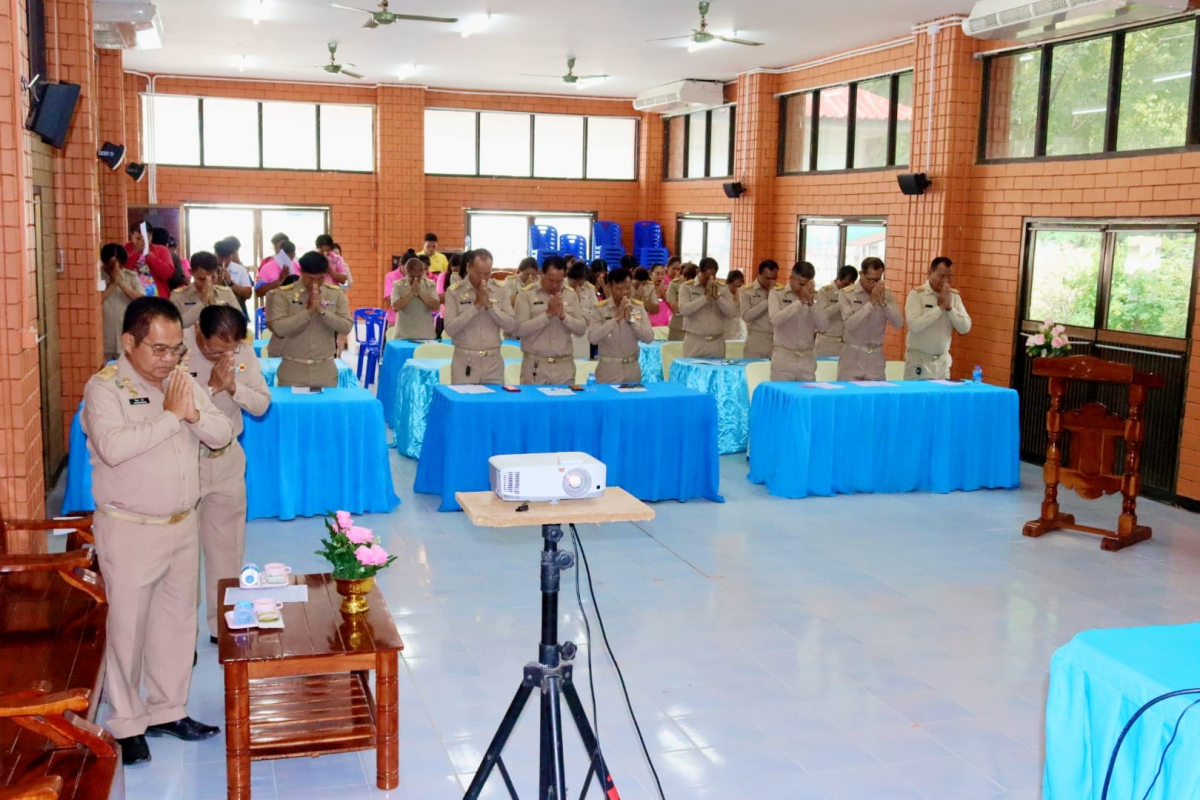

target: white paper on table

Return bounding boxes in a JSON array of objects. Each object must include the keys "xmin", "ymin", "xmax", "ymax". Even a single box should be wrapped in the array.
[
  {"xmin": 290, "ymin": 387, "xmax": 324, "ymax": 394},
  {"xmin": 851, "ymin": 381, "xmax": 896, "ymax": 387},
  {"xmin": 801, "ymin": 382, "xmax": 844, "ymax": 390},
  {"xmin": 448, "ymin": 385, "xmax": 494, "ymax": 394},
  {"xmin": 538, "ymin": 388, "xmax": 576, "ymax": 397},
  {"xmin": 612, "ymin": 386, "xmax": 648, "ymax": 393},
  {"xmin": 688, "ymin": 359, "xmax": 727, "ymax": 366},
  {"xmin": 224, "ymin": 584, "xmax": 309, "ymax": 605},
  {"xmin": 931, "ymin": 379, "xmax": 967, "ymax": 386}
]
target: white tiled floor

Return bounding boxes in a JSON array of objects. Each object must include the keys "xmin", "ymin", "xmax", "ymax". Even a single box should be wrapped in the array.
[{"xmin": 65, "ymin": 452, "xmax": 1200, "ymax": 799}]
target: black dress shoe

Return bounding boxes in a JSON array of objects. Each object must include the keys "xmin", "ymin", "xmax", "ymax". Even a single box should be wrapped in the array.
[
  {"xmin": 145, "ymin": 717, "xmax": 221, "ymax": 742},
  {"xmin": 210, "ymin": 635, "xmax": 219, "ymax": 645},
  {"xmin": 116, "ymin": 734, "xmax": 151, "ymax": 765}
]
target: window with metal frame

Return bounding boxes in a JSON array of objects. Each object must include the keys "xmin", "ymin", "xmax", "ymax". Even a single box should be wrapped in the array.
[
  {"xmin": 466, "ymin": 210, "xmax": 596, "ymax": 271},
  {"xmin": 182, "ymin": 203, "xmax": 332, "ymax": 280},
  {"xmin": 779, "ymin": 72, "xmax": 913, "ymax": 174},
  {"xmin": 979, "ymin": 18, "xmax": 1198, "ymax": 163},
  {"xmin": 664, "ymin": 107, "xmax": 736, "ymax": 180},
  {"xmin": 676, "ymin": 214, "xmax": 733, "ymax": 277},
  {"xmin": 796, "ymin": 217, "xmax": 888, "ymax": 286}
]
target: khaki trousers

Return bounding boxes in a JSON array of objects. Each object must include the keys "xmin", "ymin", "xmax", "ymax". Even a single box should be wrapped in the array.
[
  {"xmin": 276, "ymin": 358, "xmax": 337, "ymax": 388},
  {"xmin": 904, "ymin": 351, "xmax": 951, "ymax": 380},
  {"xmin": 199, "ymin": 444, "xmax": 247, "ymax": 638},
  {"xmin": 682, "ymin": 334, "xmax": 726, "ymax": 359},
  {"xmin": 595, "ymin": 358, "xmax": 642, "ymax": 384},
  {"xmin": 743, "ymin": 330, "xmax": 774, "ymax": 360},
  {"xmin": 769, "ymin": 348, "xmax": 818, "ymax": 382},
  {"xmin": 94, "ymin": 512, "xmax": 199, "ymax": 739},
  {"xmin": 520, "ymin": 354, "xmax": 575, "ymax": 385},
  {"xmin": 836, "ymin": 347, "xmax": 885, "ymax": 382},
  {"xmin": 451, "ymin": 348, "xmax": 504, "ymax": 384},
  {"xmin": 667, "ymin": 318, "xmax": 684, "ymax": 341},
  {"xmin": 814, "ymin": 334, "xmax": 844, "ymax": 358}
]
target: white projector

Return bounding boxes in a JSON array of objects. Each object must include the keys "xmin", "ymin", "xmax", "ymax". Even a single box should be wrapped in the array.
[{"xmin": 489, "ymin": 453, "xmax": 606, "ymax": 503}]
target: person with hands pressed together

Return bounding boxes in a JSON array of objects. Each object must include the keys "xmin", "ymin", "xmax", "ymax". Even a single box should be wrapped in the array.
[
  {"xmin": 515, "ymin": 255, "xmax": 586, "ymax": 385},
  {"xmin": 678, "ymin": 257, "xmax": 738, "ymax": 358},
  {"xmin": 666, "ymin": 262, "xmax": 696, "ymax": 341},
  {"xmin": 589, "ymin": 267, "xmax": 653, "ymax": 384},
  {"xmin": 816, "ymin": 265, "xmax": 858, "ymax": 358},
  {"xmin": 741, "ymin": 259, "xmax": 779, "ymax": 358},
  {"xmin": 444, "ymin": 249, "xmax": 515, "ymax": 384},
  {"xmin": 391, "ymin": 257, "xmax": 440, "ymax": 340},
  {"xmin": 904, "ymin": 256, "xmax": 972, "ymax": 380},
  {"xmin": 124, "ymin": 223, "xmax": 176, "ymax": 298},
  {"xmin": 768, "ymin": 261, "xmax": 830, "ymax": 382},
  {"xmin": 837, "ymin": 257, "xmax": 904, "ymax": 381},
  {"xmin": 101, "ymin": 243, "xmax": 146, "ymax": 361},
  {"xmin": 315, "ymin": 234, "xmax": 349, "ymax": 287},
  {"xmin": 266, "ymin": 251, "xmax": 353, "ymax": 388},
  {"xmin": 504, "ymin": 258, "xmax": 541, "ymax": 307},
  {"xmin": 83, "ymin": 297, "xmax": 233, "ymax": 766},
  {"xmin": 255, "ymin": 239, "xmax": 297, "ymax": 299},
  {"xmin": 170, "ymin": 251, "xmax": 239, "ymax": 329}
]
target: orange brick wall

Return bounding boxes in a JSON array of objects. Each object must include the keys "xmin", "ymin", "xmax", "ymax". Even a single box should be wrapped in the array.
[{"xmin": 96, "ymin": 50, "xmax": 126, "ymax": 243}]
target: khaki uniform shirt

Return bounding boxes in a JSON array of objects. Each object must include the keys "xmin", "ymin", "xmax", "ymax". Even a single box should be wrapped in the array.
[
  {"xmin": 839, "ymin": 279, "xmax": 904, "ymax": 350},
  {"xmin": 769, "ymin": 286, "xmax": 830, "ymax": 351},
  {"xmin": 82, "ymin": 356, "xmax": 233, "ymax": 518},
  {"xmin": 390, "ymin": 276, "xmax": 439, "ymax": 340},
  {"xmin": 266, "ymin": 283, "xmax": 354, "ymax": 363},
  {"xmin": 514, "ymin": 284, "xmax": 587, "ymax": 357},
  {"xmin": 666, "ymin": 280, "xmax": 685, "ymax": 335},
  {"xmin": 817, "ymin": 284, "xmax": 846, "ymax": 341},
  {"xmin": 103, "ymin": 269, "xmax": 145, "ymax": 360},
  {"xmin": 740, "ymin": 281, "xmax": 775, "ymax": 337},
  {"xmin": 678, "ymin": 280, "xmax": 738, "ymax": 337},
  {"xmin": 568, "ymin": 281, "xmax": 599, "ymax": 314},
  {"xmin": 588, "ymin": 298, "xmax": 653, "ymax": 357},
  {"xmin": 444, "ymin": 279, "xmax": 516, "ymax": 350},
  {"xmin": 904, "ymin": 282, "xmax": 971, "ymax": 357},
  {"xmin": 182, "ymin": 328, "xmax": 272, "ymax": 438},
  {"xmin": 171, "ymin": 283, "xmax": 239, "ymax": 329}
]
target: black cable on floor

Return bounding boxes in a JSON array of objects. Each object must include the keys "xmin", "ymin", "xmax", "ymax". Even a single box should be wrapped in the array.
[
  {"xmin": 1139, "ymin": 696, "xmax": 1200, "ymax": 800},
  {"xmin": 570, "ymin": 526, "xmax": 601, "ymax": 753},
  {"xmin": 1100, "ymin": 687, "xmax": 1200, "ymax": 800},
  {"xmin": 570, "ymin": 523, "xmax": 666, "ymax": 800}
]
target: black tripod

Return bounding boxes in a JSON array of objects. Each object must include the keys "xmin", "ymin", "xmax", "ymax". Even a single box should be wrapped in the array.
[{"xmin": 463, "ymin": 523, "xmax": 620, "ymax": 800}]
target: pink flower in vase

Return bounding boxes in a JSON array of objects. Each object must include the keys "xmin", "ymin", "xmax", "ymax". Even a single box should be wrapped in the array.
[
  {"xmin": 354, "ymin": 544, "xmax": 390, "ymax": 566},
  {"xmin": 1052, "ymin": 325, "xmax": 1066, "ymax": 336},
  {"xmin": 346, "ymin": 526, "xmax": 374, "ymax": 545},
  {"xmin": 1027, "ymin": 333, "xmax": 1045, "ymax": 347},
  {"xmin": 335, "ymin": 510, "xmax": 354, "ymax": 532},
  {"xmin": 1051, "ymin": 336, "xmax": 1065, "ymax": 349}
]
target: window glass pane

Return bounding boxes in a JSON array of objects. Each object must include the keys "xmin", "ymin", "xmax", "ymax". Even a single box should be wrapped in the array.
[
  {"xmin": 985, "ymin": 52, "xmax": 1042, "ymax": 160},
  {"xmin": 533, "ymin": 114, "xmax": 584, "ymax": 178},
  {"xmin": 142, "ymin": 95, "xmax": 200, "ymax": 166},
  {"xmin": 469, "ymin": 214, "xmax": 529, "ymax": 272},
  {"xmin": 201, "ymin": 98, "xmax": 260, "ymax": 168},
  {"xmin": 262, "ymin": 102, "xmax": 317, "ymax": 170},
  {"xmin": 801, "ymin": 224, "xmax": 841, "ymax": 286},
  {"xmin": 425, "ymin": 109, "xmax": 477, "ymax": 175},
  {"xmin": 1046, "ymin": 37, "xmax": 1111, "ymax": 157},
  {"xmin": 816, "ymin": 86, "xmax": 850, "ymax": 170},
  {"xmin": 319, "ymin": 104, "xmax": 374, "ymax": 171},
  {"xmin": 678, "ymin": 219, "xmax": 705, "ymax": 264},
  {"xmin": 585, "ymin": 117, "xmax": 637, "ymax": 180},
  {"xmin": 667, "ymin": 117, "xmax": 687, "ymax": 179},
  {"xmin": 1117, "ymin": 21, "xmax": 1195, "ymax": 152},
  {"xmin": 185, "ymin": 207, "xmax": 255, "ymax": 264},
  {"xmin": 479, "ymin": 112, "xmax": 531, "ymax": 176},
  {"xmin": 1026, "ymin": 229, "xmax": 1102, "ymax": 327},
  {"xmin": 705, "ymin": 221, "xmax": 732, "ymax": 278},
  {"xmin": 895, "ymin": 73, "xmax": 914, "ymax": 166},
  {"xmin": 708, "ymin": 107, "xmax": 731, "ymax": 177},
  {"xmin": 781, "ymin": 93, "xmax": 813, "ymax": 172},
  {"xmin": 1108, "ymin": 230, "xmax": 1195, "ymax": 338},
  {"xmin": 845, "ymin": 224, "xmax": 887, "ymax": 272},
  {"xmin": 687, "ymin": 111, "xmax": 707, "ymax": 177},
  {"xmin": 853, "ymin": 78, "xmax": 892, "ymax": 169},
  {"xmin": 259, "ymin": 208, "xmax": 328, "ymax": 262}
]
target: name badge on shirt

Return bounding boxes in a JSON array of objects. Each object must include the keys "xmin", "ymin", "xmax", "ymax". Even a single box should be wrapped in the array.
[
  {"xmin": 853, "ymin": 300, "xmax": 863, "ymax": 305},
  {"xmin": 925, "ymin": 303, "xmax": 934, "ymax": 308},
  {"xmin": 533, "ymin": 301, "xmax": 545, "ymax": 307},
  {"xmin": 184, "ymin": 301, "xmax": 197, "ymax": 306},
  {"xmin": 129, "ymin": 397, "xmax": 150, "ymax": 405},
  {"xmin": 783, "ymin": 298, "xmax": 793, "ymax": 304},
  {"xmin": 459, "ymin": 299, "xmax": 471, "ymax": 305}
]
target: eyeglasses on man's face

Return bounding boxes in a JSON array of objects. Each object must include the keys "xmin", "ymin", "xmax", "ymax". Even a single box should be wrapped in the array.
[{"xmin": 141, "ymin": 342, "xmax": 188, "ymax": 360}]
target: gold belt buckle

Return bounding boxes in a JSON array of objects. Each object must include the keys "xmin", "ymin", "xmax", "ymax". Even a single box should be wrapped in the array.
[
  {"xmin": 168, "ymin": 510, "xmax": 189, "ymax": 525},
  {"xmin": 705, "ymin": 334, "xmax": 720, "ymax": 341},
  {"xmin": 622, "ymin": 357, "xmax": 632, "ymax": 364}
]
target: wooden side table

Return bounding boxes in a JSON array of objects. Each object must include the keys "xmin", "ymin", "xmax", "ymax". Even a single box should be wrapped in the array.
[{"xmin": 217, "ymin": 573, "xmax": 404, "ymax": 800}]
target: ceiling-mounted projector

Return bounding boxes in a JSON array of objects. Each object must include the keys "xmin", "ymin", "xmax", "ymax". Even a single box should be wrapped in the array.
[{"xmin": 489, "ymin": 453, "xmax": 606, "ymax": 503}]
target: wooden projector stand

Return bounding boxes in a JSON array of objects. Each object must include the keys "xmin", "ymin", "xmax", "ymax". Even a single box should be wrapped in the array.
[{"xmin": 1023, "ymin": 355, "xmax": 1164, "ymax": 551}]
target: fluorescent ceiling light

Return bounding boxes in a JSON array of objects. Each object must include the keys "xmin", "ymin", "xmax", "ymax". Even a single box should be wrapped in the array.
[
  {"xmin": 460, "ymin": 13, "xmax": 491, "ymax": 38},
  {"xmin": 1072, "ymin": 106, "xmax": 1107, "ymax": 115},
  {"xmin": 396, "ymin": 63, "xmax": 419, "ymax": 80},
  {"xmin": 1152, "ymin": 71, "xmax": 1191, "ymax": 83},
  {"xmin": 576, "ymin": 76, "xmax": 606, "ymax": 89}
]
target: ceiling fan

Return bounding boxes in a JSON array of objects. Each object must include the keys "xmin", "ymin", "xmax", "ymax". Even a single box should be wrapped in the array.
[
  {"xmin": 329, "ymin": 0, "xmax": 457, "ymax": 29},
  {"xmin": 311, "ymin": 42, "xmax": 364, "ymax": 79},
  {"xmin": 521, "ymin": 57, "xmax": 609, "ymax": 86},
  {"xmin": 648, "ymin": 0, "xmax": 763, "ymax": 48}
]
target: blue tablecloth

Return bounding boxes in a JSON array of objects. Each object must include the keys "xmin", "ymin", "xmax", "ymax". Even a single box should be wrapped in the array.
[
  {"xmin": 394, "ymin": 358, "xmax": 522, "ymax": 458},
  {"xmin": 1045, "ymin": 624, "xmax": 1200, "ymax": 799},
  {"xmin": 414, "ymin": 383, "xmax": 724, "ymax": 511},
  {"xmin": 258, "ymin": 357, "xmax": 359, "ymax": 388},
  {"xmin": 253, "ymin": 339, "xmax": 268, "ymax": 357},
  {"xmin": 639, "ymin": 341, "xmax": 664, "ymax": 383},
  {"xmin": 669, "ymin": 358, "xmax": 765, "ymax": 455},
  {"xmin": 61, "ymin": 388, "xmax": 399, "ymax": 520},
  {"xmin": 378, "ymin": 340, "xmax": 430, "ymax": 430},
  {"xmin": 747, "ymin": 381, "xmax": 1020, "ymax": 498}
]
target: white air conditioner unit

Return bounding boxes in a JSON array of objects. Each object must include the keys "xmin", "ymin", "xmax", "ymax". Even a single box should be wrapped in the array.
[
  {"xmin": 93, "ymin": 1, "xmax": 163, "ymax": 50},
  {"xmin": 633, "ymin": 80, "xmax": 725, "ymax": 114},
  {"xmin": 963, "ymin": 0, "xmax": 1187, "ymax": 41}
]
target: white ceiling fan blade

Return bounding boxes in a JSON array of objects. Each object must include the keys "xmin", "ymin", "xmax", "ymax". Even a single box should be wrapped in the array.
[
  {"xmin": 340, "ymin": 69, "xmax": 366, "ymax": 79},
  {"xmin": 330, "ymin": 3, "xmax": 375, "ymax": 13},
  {"xmin": 576, "ymin": 74, "xmax": 609, "ymax": 80},
  {"xmin": 363, "ymin": 18, "xmax": 379, "ymax": 28},
  {"xmin": 714, "ymin": 35, "xmax": 763, "ymax": 46},
  {"xmin": 646, "ymin": 34, "xmax": 692, "ymax": 42},
  {"xmin": 519, "ymin": 73, "xmax": 566, "ymax": 78},
  {"xmin": 394, "ymin": 13, "xmax": 459, "ymax": 23}
]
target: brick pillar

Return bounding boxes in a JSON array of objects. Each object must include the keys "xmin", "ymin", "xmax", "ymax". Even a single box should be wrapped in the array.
[
  {"xmin": 375, "ymin": 85, "xmax": 425, "ymax": 291},
  {"xmin": 729, "ymin": 71, "xmax": 779, "ymax": 278},
  {"xmin": 96, "ymin": 49, "xmax": 126, "ymax": 243},
  {"xmin": 637, "ymin": 111, "xmax": 662, "ymax": 253}
]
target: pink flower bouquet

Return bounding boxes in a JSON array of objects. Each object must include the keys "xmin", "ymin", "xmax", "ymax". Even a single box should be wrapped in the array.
[
  {"xmin": 316, "ymin": 510, "xmax": 396, "ymax": 579},
  {"xmin": 1024, "ymin": 321, "xmax": 1072, "ymax": 359}
]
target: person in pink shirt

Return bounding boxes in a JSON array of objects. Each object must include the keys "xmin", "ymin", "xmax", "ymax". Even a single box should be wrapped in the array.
[
  {"xmin": 647, "ymin": 264, "xmax": 673, "ymax": 327},
  {"xmin": 260, "ymin": 233, "xmax": 289, "ymax": 270},
  {"xmin": 315, "ymin": 234, "xmax": 348, "ymax": 287},
  {"xmin": 383, "ymin": 254, "xmax": 405, "ymax": 327},
  {"xmin": 255, "ymin": 240, "xmax": 297, "ymax": 298}
]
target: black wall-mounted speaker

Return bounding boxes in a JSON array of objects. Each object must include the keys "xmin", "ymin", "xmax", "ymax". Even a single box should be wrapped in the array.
[
  {"xmin": 126, "ymin": 162, "xmax": 147, "ymax": 183},
  {"xmin": 722, "ymin": 181, "xmax": 746, "ymax": 199},
  {"xmin": 897, "ymin": 173, "xmax": 931, "ymax": 196},
  {"xmin": 27, "ymin": 82, "xmax": 81, "ymax": 149}
]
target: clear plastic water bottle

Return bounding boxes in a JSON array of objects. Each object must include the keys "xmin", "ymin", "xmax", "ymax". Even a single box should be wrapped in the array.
[
  {"xmin": 586, "ymin": 372, "xmax": 596, "ymax": 391},
  {"xmin": 972, "ymin": 365, "xmax": 983, "ymax": 384}
]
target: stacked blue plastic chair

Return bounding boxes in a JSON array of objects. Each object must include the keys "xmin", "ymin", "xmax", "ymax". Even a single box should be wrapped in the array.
[
  {"xmin": 639, "ymin": 247, "xmax": 671, "ymax": 267},
  {"xmin": 634, "ymin": 221, "xmax": 667, "ymax": 267},
  {"xmin": 254, "ymin": 306, "xmax": 267, "ymax": 338},
  {"xmin": 558, "ymin": 234, "xmax": 589, "ymax": 262},
  {"xmin": 353, "ymin": 308, "xmax": 386, "ymax": 389},
  {"xmin": 529, "ymin": 224, "xmax": 559, "ymax": 266},
  {"xmin": 593, "ymin": 221, "xmax": 624, "ymax": 262}
]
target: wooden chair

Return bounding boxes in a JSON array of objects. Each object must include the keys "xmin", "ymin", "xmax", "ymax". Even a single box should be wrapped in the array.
[
  {"xmin": 1023, "ymin": 355, "xmax": 1165, "ymax": 551},
  {"xmin": 0, "ymin": 510, "xmax": 93, "ymax": 556}
]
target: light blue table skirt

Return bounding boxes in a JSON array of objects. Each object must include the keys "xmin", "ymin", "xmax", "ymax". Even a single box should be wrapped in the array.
[
  {"xmin": 253, "ymin": 339, "xmax": 268, "ymax": 357},
  {"xmin": 394, "ymin": 358, "xmax": 522, "ymax": 458},
  {"xmin": 639, "ymin": 341, "xmax": 664, "ymax": 383},
  {"xmin": 258, "ymin": 357, "xmax": 358, "ymax": 388},
  {"xmin": 668, "ymin": 358, "xmax": 765, "ymax": 454},
  {"xmin": 378, "ymin": 338, "xmax": 519, "ymax": 430}
]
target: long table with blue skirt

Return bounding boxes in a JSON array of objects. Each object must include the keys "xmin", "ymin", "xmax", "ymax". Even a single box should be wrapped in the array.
[
  {"xmin": 1045, "ymin": 623, "xmax": 1200, "ymax": 799},
  {"xmin": 747, "ymin": 381, "xmax": 1020, "ymax": 498},
  {"xmin": 258, "ymin": 357, "xmax": 359, "ymax": 388},
  {"xmin": 668, "ymin": 358, "xmax": 765, "ymax": 455},
  {"xmin": 639, "ymin": 341, "xmax": 664, "ymax": 383},
  {"xmin": 62, "ymin": 387, "xmax": 399, "ymax": 520},
  {"xmin": 377, "ymin": 338, "xmax": 520, "ymax": 430},
  {"xmin": 414, "ymin": 383, "xmax": 724, "ymax": 511},
  {"xmin": 394, "ymin": 358, "xmax": 522, "ymax": 458}
]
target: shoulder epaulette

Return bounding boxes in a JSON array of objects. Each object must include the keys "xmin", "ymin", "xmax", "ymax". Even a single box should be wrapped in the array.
[
  {"xmin": 950, "ymin": 287, "xmax": 961, "ymax": 295},
  {"xmin": 684, "ymin": 279, "xmax": 696, "ymax": 286},
  {"xmin": 776, "ymin": 285, "xmax": 788, "ymax": 291},
  {"xmin": 520, "ymin": 282, "xmax": 536, "ymax": 292},
  {"xmin": 633, "ymin": 299, "xmax": 644, "ymax": 306},
  {"xmin": 823, "ymin": 283, "xmax": 835, "ymax": 292},
  {"xmin": 172, "ymin": 285, "xmax": 189, "ymax": 294},
  {"xmin": 596, "ymin": 298, "xmax": 609, "ymax": 307},
  {"xmin": 97, "ymin": 364, "xmax": 118, "ymax": 380},
  {"xmin": 843, "ymin": 285, "xmax": 856, "ymax": 293}
]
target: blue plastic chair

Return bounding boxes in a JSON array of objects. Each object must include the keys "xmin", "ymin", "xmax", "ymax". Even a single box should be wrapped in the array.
[
  {"xmin": 255, "ymin": 306, "xmax": 267, "ymax": 338},
  {"xmin": 559, "ymin": 234, "xmax": 589, "ymax": 262},
  {"xmin": 638, "ymin": 247, "xmax": 671, "ymax": 267},
  {"xmin": 597, "ymin": 245, "xmax": 625, "ymax": 265},
  {"xmin": 593, "ymin": 221, "xmax": 623, "ymax": 256},
  {"xmin": 529, "ymin": 224, "xmax": 559, "ymax": 266},
  {"xmin": 633, "ymin": 221, "xmax": 664, "ymax": 253},
  {"xmin": 353, "ymin": 308, "xmax": 387, "ymax": 388}
]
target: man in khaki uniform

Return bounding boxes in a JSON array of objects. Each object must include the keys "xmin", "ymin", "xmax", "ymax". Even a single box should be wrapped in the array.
[
  {"xmin": 769, "ymin": 261, "xmax": 830, "ymax": 382},
  {"xmin": 515, "ymin": 255, "xmax": 586, "ymax": 384},
  {"xmin": 267, "ymin": 251, "xmax": 353, "ymax": 388},
  {"xmin": 588, "ymin": 267, "xmax": 653, "ymax": 384},
  {"xmin": 171, "ymin": 251, "xmax": 240, "ymax": 329},
  {"xmin": 444, "ymin": 248, "xmax": 515, "ymax": 384},
  {"xmin": 183, "ymin": 305, "xmax": 271, "ymax": 643},
  {"xmin": 678, "ymin": 258, "xmax": 738, "ymax": 358},
  {"xmin": 665, "ymin": 263, "xmax": 696, "ymax": 341},
  {"xmin": 816, "ymin": 265, "xmax": 858, "ymax": 358},
  {"xmin": 390, "ymin": 257, "xmax": 440, "ymax": 340},
  {"xmin": 567, "ymin": 261, "xmax": 598, "ymax": 359},
  {"xmin": 837, "ymin": 257, "xmax": 904, "ymax": 381},
  {"xmin": 82, "ymin": 297, "xmax": 231, "ymax": 764},
  {"xmin": 740, "ymin": 259, "xmax": 779, "ymax": 359},
  {"xmin": 102, "ymin": 243, "xmax": 145, "ymax": 361},
  {"xmin": 904, "ymin": 256, "xmax": 972, "ymax": 380}
]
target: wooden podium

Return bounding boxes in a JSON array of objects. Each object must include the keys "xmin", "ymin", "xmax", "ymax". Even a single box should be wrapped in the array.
[{"xmin": 1023, "ymin": 355, "xmax": 1164, "ymax": 551}]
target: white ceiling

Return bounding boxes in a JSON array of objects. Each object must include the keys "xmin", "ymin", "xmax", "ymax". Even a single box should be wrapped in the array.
[{"xmin": 122, "ymin": 0, "xmax": 971, "ymax": 97}]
